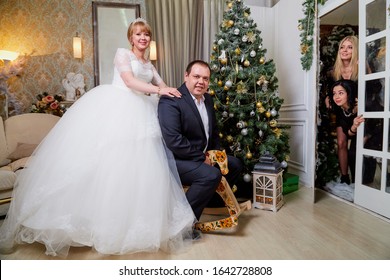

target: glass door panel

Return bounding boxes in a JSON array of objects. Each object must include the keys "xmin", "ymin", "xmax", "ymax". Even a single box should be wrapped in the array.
[
  {"xmin": 366, "ymin": 0, "xmax": 386, "ymax": 35},
  {"xmin": 355, "ymin": 0, "xmax": 390, "ymax": 218}
]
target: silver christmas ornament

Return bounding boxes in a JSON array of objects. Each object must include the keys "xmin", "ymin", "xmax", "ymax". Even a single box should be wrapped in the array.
[
  {"xmin": 229, "ymin": 113, "xmax": 234, "ymax": 118},
  {"xmin": 241, "ymin": 128, "xmax": 248, "ymax": 136},
  {"xmin": 234, "ymin": 28, "xmax": 240, "ymax": 35},
  {"xmin": 222, "ymin": 111, "xmax": 228, "ymax": 118},
  {"xmin": 281, "ymin": 161, "xmax": 288, "ymax": 168},
  {"xmin": 250, "ymin": 110, "xmax": 255, "ymax": 117},
  {"xmin": 225, "ymin": 80, "xmax": 233, "ymax": 88},
  {"xmin": 243, "ymin": 173, "xmax": 252, "ymax": 182},
  {"xmin": 271, "ymin": 109, "xmax": 277, "ymax": 117},
  {"xmin": 250, "ymin": 50, "xmax": 256, "ymax": 57}
]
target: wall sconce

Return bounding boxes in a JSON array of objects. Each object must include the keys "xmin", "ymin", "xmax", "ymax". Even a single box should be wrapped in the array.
[
  {"xmin": 149, "ymin": 41, "xmax": 157, "ymax": 61},
  {"xmin": 0, "ymin": 50, "xmax": 19, "ymax": 62},
  {"xmin": 73, "ymin": 33, "xmax": 82, "ymax": 59}
]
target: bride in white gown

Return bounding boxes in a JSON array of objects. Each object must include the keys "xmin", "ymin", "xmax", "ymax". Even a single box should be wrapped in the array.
[{"xmin": 0, "ymin": 18, "xmax": 195, "ymax": 256}]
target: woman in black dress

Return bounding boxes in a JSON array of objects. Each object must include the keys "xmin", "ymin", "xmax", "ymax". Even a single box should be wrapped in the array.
[{"xmin": 329, "ymin": 79, "xmax": 364, "ymax": 183}]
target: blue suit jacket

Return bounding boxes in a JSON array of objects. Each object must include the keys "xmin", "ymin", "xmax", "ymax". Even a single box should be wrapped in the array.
[{"xmin": 158, "ymin": 83, "xmax": 221, "ymax": 175}]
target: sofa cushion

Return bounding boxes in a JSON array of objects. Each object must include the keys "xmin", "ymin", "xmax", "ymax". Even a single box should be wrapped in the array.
[
  {"xmin": 0, "ymin": 170, "xmax": 17, "ymax": 191},
  {"xmin": 7, "ymin": 142, "xmax": 38, "ymax": 161},
  {"xmin": 4, "ymin": 113, "xmax": 60, "ymax": 154},
  {"xmin": 0, "ymin": 158, "xmax": 11, "ymax": 167},
  {"xmin": 9, "ymin": 157, "xmax": 30, "ymax": 172}
]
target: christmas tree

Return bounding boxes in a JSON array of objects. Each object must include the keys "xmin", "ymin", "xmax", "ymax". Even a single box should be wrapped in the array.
[{"xmin": 209, "ymin": 0, "xmax": 290, "ymax": 187}]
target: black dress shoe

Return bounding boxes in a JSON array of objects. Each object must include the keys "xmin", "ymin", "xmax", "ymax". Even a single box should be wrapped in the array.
[
  {"xmin": 191, "ymin": 229, "xmax": 202, "ymax": 241},
  {"xmin": 340, "ymin": 174, "xmax": 350, "ymax": 185}
]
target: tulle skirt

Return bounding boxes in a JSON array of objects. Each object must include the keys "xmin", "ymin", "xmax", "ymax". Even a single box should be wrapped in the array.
[{"xmin": 0, "ymin": 85, "xmax": 195, "ymax": 256}]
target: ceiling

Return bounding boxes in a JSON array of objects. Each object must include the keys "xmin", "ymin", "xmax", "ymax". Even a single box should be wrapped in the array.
[{"xmin": 320, "ymin": 0, "xmax": 359, "ymax": 26}]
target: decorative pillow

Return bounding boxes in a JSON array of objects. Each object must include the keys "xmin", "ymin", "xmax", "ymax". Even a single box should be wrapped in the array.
[{"xmin": 7, "ymin": 143, "xmax": 38, "ymax": 161}]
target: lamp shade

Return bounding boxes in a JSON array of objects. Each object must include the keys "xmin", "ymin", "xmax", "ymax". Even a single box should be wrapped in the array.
[
  {"xmin": 149, "ymin": 41, "xmax": 157, "ymax": 61},
  {"xmin": 73, "ymin": 34, "xmax": 82, "ymax": 59},
  {"xmin": 0, "ymin": 50, "xmax": 19, "ymax": 61}
]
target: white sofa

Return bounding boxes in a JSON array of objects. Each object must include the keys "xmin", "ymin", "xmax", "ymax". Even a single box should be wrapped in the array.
[{"xmin": 0, "ymin": 113, "xmax": 60, "ymax": 215}]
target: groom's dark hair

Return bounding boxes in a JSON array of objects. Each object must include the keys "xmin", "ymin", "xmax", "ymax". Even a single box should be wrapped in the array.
[{"xmin": 185, "ymin": 60, "xmax": 211, "ymax": 74}]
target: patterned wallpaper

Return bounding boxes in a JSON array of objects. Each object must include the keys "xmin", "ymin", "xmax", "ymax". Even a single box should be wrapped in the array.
[{"xmin": 0, "ymin": 0, "xmax": 145, "ymax": 116}]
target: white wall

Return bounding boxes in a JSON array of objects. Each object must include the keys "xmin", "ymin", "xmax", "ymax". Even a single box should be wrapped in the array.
[{"xmin": 249, "ymin": 0, "xmax": 316, "ymax": 188}]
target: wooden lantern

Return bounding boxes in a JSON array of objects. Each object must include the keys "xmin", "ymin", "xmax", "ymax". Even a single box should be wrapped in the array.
[{"xmin": 252, "ymin": 152, "xmax": 284, "ymax": 212}]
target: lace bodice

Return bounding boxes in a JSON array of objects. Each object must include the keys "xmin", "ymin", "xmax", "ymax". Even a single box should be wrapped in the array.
[{"xmin": 112, "ymin": 48, "xmax": 162, "ymax": 91}]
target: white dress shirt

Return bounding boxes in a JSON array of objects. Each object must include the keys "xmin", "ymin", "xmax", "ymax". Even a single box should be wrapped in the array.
[{"xmin": 191, "ymin": 94, "xmax": 209, "ymax": 152}]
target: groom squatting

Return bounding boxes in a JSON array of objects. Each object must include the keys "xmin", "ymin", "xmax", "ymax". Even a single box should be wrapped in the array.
[{"xmin": 158, "ymin": 60, "xmax": 244, "ymax": 220}]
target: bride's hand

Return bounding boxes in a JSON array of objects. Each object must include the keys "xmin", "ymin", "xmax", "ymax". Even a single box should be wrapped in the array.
[{"xmin": 159, "ymin": 87, "xmax": 182, "ymax": 98}]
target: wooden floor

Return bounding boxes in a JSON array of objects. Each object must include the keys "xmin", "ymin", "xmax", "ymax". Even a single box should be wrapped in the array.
[{"xmin": 1, "ymin": 186, "xmax": 390, "ymax": 260}]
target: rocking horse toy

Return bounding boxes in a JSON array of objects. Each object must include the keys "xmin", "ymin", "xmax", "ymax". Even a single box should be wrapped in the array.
[{"xmin": 190, "ymin": 150, "xmax": 252, "ymax": 232}]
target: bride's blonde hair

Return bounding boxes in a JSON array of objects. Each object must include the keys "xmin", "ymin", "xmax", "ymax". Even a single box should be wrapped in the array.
[{"xmin": 127, "ymin": 18, "xmax": 153, "ymax": 60}]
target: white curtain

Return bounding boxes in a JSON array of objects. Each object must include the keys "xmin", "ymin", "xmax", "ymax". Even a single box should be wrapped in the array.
[
  {"xmin": 202, "ymin": 0, "xmax": 226, "ymax": 62},
  {"xmin": 145, "ymin": 0, "xmax": 225, "ymax": 87}
]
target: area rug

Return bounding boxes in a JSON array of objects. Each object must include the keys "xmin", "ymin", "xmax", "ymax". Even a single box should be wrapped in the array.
[{"xmin": 324, "ymin": 181, "xmax": 354, "ymax": 202}]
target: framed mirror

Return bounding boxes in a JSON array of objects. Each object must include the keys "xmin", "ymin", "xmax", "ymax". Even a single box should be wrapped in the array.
[{"xmin": 92, "ymin": 2, "xmax": 140, "ymax": 86}]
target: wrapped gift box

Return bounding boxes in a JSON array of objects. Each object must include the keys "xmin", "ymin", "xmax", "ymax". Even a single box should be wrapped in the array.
[{"xmin": 283, "ymin": 173, "xmax": 299, "ymax": 195}]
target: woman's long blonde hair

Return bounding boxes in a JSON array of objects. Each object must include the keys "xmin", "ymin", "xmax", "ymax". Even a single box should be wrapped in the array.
[{"xmin": 333, "ymin": 35, "xmax": 359, "ymax": 81}]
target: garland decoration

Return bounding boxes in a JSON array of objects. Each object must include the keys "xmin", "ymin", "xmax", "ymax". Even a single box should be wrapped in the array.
[{"xmin": 298, "ymin": 0, "xmax": 326, "ymax": 71}]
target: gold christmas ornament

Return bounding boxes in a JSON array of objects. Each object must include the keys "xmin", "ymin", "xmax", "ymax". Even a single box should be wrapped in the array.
[
  {"xmin": 209, "ymin": 89, "xmax": 215, "ymax": 96},
  {"xmin": 259, "ymin": 57, "xmax": 265, "ymax": 64},
  {"xmin": 235, "ymin": 48, "xmax": 241, "ymax": 55},
  {"xmin": 269, "ymin": 119, "xmax": 277, "ymax": 127},
  {"xmin": 300, "ymin": 44, "xmax": 308, "ymax": 54},
  {"xmin": 220, "ymin": 58, "xmax": 228, "ymax": 64},
  {"xmin": 213, "ymin": 45, "xmax": 217, "ymax": 51},
  {"xmin": 265, "ymin": 111, "xmax": 271, "ymax": 118},
  {"xmin": 226, "ymin": 135, "xmax": 234, "ymax": 143},
  {"xmin": 298, "ymin": 24, "xmax": 303, "ymax": 31},
  {"xmin": 226, "ymin": 96, "xmax": 230, "ymax": 101},
  {"xmin": 228, "ymin": 20, "xmax": 234, "ymax": 27},
  {"xmin": 257, "ymin": 106, "xmax": 265, "ymax": 113},
  {"xmin": 246, "ymin": 152, "xmax": 253, "ymax": 159},
  {"xmin": 224, "ymin": 86, "xmax": 229, "ymax": 91},
  {"xmin": 247, "ymin": 31, "xmax": 256, "ymax": 43},
  {"xmin": 227, "ymin": 2, "xmax": 233, "ymax": 8},
  {"xmin": 219, "ymin": 132, "xmax": 224, "ymax": 138},
  {"xmin": 217, "ymin": 80, "xmax": 223, "ymax": 87},
  {"xmin": 256, "ymin": 101, "xmax": 263, "ymax": 108},
  {"xmin": 236, "ymin": 81, "xmax": 248, "ymax": 94},
  {"xmin": 243, "ymin": 59, "xmax": 250, "ymax": 67},
  {"xmin": 256, "ymin": 75, "xmax": 266, "ymax": 86},
  {"xmin": 273, "ymin": 128, "xmax": 282, "ymax": 138},
  {"xmin": 244, "ymin": 12, "xmax": 249, "ymax": 17}
]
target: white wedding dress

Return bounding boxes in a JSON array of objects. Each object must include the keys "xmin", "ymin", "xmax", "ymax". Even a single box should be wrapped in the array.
[{"xmin": 0, "ymin": 49, "xmax": 195, "ymax": 256}]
